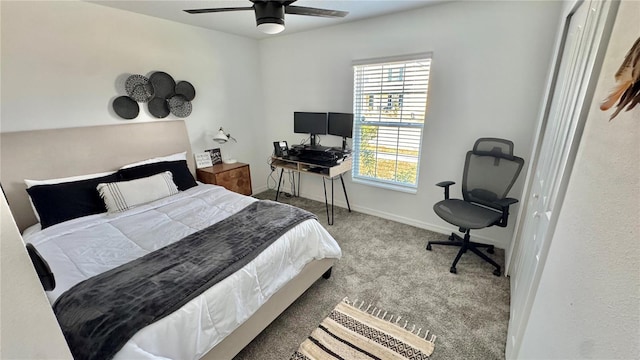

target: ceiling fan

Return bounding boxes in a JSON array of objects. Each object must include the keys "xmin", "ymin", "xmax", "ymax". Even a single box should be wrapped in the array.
[{"xmin": 184, "ymin": 0, "xmax": 349, "ymax": 35}]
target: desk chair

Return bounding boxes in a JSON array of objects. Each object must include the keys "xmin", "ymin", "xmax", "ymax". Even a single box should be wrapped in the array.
[{"xmin": 427, "ymin": 138, "xmax": 524, "ymax": 276}]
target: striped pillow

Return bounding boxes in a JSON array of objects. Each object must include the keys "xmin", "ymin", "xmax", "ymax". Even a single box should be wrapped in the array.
[{"xmin": 97, "ymin": 171, "xmax": 178, "ymax": 213}]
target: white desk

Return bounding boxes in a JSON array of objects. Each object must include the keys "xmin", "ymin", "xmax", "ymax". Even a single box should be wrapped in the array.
[{"xmin": 270, "ymin": 156, "xmax": 352, "ymax": 225}]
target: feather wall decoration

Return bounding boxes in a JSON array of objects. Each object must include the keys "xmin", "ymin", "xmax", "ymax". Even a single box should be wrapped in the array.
[{"xmin": 600, "ymin": 36, "xmax": 640, "ymax": 120}]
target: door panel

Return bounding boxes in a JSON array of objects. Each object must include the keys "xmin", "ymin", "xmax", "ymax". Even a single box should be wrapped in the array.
[{"xmin": 505, "ymin": 1, "xmax": 618, "ymax": 358}]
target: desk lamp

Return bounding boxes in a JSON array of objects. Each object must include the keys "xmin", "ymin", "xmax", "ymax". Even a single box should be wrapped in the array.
[{"xmin": 212, "ymin": 127, "xmax": 237, "ymax": 164}]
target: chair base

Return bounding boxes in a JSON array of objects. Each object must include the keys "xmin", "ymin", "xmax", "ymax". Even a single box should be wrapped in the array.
[{"xmin": 426, "ymin": 231, "xmax": 501, "ymax": 276}]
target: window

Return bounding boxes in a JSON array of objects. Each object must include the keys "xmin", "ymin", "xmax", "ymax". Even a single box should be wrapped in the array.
[
  {"xmin": 367, "ymin": 94, "xmax": 374, "ymax": 110},
  {"xmin": 387, "ymin": 67, "xmax": 405, "ymax": 81},
  {"xmin": 352, "ymin": 53, "xmax": 432, "ymax": 192}
]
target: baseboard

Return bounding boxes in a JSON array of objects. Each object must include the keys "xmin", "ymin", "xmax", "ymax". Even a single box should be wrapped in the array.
[
  {"xmin": 251, "ymin": 185, "xmax": 269, "ymax": 195},
  {"xmin": 252, "ymin": 187, "xmax": 507, "ymax": 249},
  {"xmin": 296, "ymin": 191, "xmax": 507, "ymax": 250}
]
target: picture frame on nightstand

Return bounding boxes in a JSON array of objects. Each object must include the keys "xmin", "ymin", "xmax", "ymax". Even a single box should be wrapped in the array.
[
  {"xmin": 206, "ymin": 148, "xmax": 223, "ymax": 165},
  {"xmin": 194, "ymin": 152, "xmax": 213, "ymax": 169}
]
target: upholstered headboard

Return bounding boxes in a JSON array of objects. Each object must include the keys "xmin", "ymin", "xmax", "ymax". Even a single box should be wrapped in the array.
[{"xmin": 1, "ymin": 120, "xmax": 195, "ymax": 232}]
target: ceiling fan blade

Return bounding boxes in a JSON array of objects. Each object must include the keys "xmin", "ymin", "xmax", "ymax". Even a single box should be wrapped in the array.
[
  {"xmin": 184, "ymin": 7, "xmax": 253, "ymax": 14},
  {"xmin": 285, "ymin": 5, "xmax": 348, "ymax": 18}
]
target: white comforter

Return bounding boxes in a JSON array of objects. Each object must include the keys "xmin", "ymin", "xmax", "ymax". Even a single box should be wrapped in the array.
[{"xmin": 24, "ymin": 184, "xmax": 342, "ymax": 359}]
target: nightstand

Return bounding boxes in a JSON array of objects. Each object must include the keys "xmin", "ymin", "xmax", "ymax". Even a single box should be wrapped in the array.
[{"xmin": 196, "ymin": 163, "xmax": 252, "ymax": 196}]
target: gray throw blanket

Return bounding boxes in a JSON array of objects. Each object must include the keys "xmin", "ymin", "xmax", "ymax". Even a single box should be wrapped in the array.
[{"xmin": 53, "ymin": 200, "xmax": 316, "ymax": 360}]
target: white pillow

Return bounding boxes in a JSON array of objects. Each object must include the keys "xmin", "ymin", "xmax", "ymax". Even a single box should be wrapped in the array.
[
  {"xmin": 24, "ymin": 171, "xmax": 117, "ymax": 222},
  {"xmin": 22, "ymin": 223, "xmax": 42, "ymax": 238},
  {"xmin": 97, "ymin": 171, "xmax": 178, "ymax": 213},
  {"xmin": 119, "ymin": 151, "xmax": 187, "ymax": 169},
  {"xmin": 24, "ymin": 171, "xmax": 117, "ymax": 188}
]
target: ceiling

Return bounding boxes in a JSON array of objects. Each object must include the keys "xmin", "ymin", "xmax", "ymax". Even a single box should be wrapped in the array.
[{"xmin": 89, "ymin": 1, "xmax": 447, "ymax": 39}]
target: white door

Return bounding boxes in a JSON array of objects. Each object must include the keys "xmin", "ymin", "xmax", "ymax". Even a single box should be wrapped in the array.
[{"xmin": 505, "ymin": 1, "xmax": 618, "ymax": 358}]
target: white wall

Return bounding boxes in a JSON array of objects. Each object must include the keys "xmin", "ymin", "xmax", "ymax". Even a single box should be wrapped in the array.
[
  {"xmin": 0, "ymin": 0, "xmax": 265, "ymax": 189},
  {"xmin": 517, "ymin": 1, "xmax": 640, "ymax": 358},
  {"xmin": 256, "ymin": 0, "xmax": 562, "ymax": 248}
]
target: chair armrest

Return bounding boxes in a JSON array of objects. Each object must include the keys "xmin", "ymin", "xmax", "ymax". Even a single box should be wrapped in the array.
[
  {"xmin": 436, "ymin": 181, "xmax": 455, "ymax": 187},
  {"xmin": 436, "ymin": 181, "xmax": 455, "ymax": 199},
  {"xmin": 493, "ymin": 198, "xmax": 519, "ymax": 227},
  {"xmin": 494, "ymin": 198, "xmax": 519, "ymax": 208}
]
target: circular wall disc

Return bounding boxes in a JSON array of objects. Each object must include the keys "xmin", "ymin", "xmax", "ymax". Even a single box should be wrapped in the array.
[
  {"xmin": 175, "ymin": 81, "xmax": 196, "ymax": 101},
  {"xmin": 148, "ymin": 97, "xmax": 170, "ymax": 118},
  {"xmin": 113, "ymin": 96, "xmax": 139, "ymax": 119}
]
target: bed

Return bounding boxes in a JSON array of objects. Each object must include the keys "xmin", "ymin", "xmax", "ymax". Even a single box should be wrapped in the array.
[{"xmin": 0, "ymin": 120, "xmax": 341, "ymax": 360}]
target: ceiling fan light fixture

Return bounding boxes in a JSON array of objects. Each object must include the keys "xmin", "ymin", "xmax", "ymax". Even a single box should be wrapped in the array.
[
  {"xmin": 254, "ymin": 2, "xmax": 285, "ymax": 34},
  {"xmin": 184, "ymin": 0, "xmax": 349, "ymax": 36},
  {"xmin": 257, "ymin": 21, "xmax": 285, "ymax": 34}
]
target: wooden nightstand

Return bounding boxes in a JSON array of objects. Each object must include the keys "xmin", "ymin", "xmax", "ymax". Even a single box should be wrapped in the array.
[{"xmin": 196, "ymin": 163, "xmax": 252, "ymax": 196}]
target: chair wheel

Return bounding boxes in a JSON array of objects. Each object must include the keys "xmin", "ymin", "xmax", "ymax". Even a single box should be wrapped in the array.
[
  {"xmin": 487, "ymin": 246, "xmax": 495, "ymax": 254},
  {"xmin": 493, "ymin": 269, "xmax": 501, "ymax": 277},
  {"xmin": 426, "ymin": 244, "xmax": 432, "ymax": 251},
  {"xmin": 448, "ymin": 235, "xmax": 455, "ymax": 241},
  {"xmin": 450, "ymin": 267, "xmax": 457, "ymax": 274}
]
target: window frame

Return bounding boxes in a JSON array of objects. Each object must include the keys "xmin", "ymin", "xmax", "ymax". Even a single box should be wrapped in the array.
[{"xmin": 351, "ymin": 53, "xmax": 432, "ymax": 193}]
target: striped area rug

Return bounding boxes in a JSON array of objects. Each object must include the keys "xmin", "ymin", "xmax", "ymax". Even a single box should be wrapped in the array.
[{"xmin": 290, "ymin": 298, "xmax": 436, "ymax": 360}]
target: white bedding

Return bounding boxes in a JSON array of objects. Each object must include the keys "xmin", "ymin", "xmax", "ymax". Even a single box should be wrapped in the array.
[{"xmin": 24, "ymin": 184, "xmax": 342, "ymax": 359}]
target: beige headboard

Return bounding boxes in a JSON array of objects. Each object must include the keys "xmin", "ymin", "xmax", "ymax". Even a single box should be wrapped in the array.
[{"xmin": 1, "ymin": 120, "xmax": 195, "ymax": 232}]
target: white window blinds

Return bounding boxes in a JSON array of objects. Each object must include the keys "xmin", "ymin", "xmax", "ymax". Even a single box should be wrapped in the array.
[{"xmin": 352, "ymin": 54, "xmax": 432, "ymax": 191}]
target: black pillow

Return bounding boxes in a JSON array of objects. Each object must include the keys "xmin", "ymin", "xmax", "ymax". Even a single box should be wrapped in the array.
[
  {"xmin": 117, "ymin": 160, "xmax": 197, "ymax": 191},
  {"xmin": 26, "ymin": 243, "xmax": 55, "ymax": 291},
  {"xmin": 26, "ymin": 173, "xmax": 120, "ymax": 229}
]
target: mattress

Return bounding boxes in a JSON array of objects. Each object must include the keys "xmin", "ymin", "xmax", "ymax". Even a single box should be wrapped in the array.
[{"xmin": 24, "ymin": 184, "xmax": 342, "ymax": 359}]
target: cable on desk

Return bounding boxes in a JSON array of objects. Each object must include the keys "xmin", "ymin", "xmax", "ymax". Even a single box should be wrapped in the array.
[
  {"xmin": 266, "ymin": 170, "xmax": 278, "ymax": 191},
  {"xmin": 287, "ymin": 170, "xmax": 295, "ymax": 197},
  {"xmin": 268, "ymin": 155, "xmax": 295, "ymax": 197},
  {"xmin": 266, "ymin": 155, "xmax": 278, "ymax": 191}
]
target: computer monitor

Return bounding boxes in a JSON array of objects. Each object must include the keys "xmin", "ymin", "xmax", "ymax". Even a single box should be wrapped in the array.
[
  {"xmin": 294, "ymin": 112, "xmax": 327, "ymax": 146},
  {"xmin": 328, "ymin": 112, "xmax": 354, "ymax": 151}
]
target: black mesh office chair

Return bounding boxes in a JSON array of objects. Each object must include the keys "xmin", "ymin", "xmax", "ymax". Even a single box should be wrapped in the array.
[{"xmin": 427, "ymin": 138, "xmax": 524, "ymax": 276}]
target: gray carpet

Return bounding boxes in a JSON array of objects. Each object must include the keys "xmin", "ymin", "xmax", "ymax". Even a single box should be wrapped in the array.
[{"xmin": 234, "ymin": 190, "xmax": 509, "ymax": 360}]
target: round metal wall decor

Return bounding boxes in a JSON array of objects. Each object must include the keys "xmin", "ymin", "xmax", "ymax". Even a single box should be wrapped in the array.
[
  {"xmin": 149, "ymin": 71, "xmax": 176, "ymax": 99},
  {"xmin": 124, "ymin": 74, "xmax": 154, "ymax": 102},
  {"xmin": 168, "ymin": 95, "xmax": 192, "ymax": 118},
  {"xmin": 175, "ymin": 81, "xmax": 196, "ymax": 101},
  {"xmin": 113, "ymin": 96, "xmax": 139, "ymax": 119},
  {"xmin": 148, "ymin": 97, "xmax": 170, "ymax": 118},
  {"xmin": 112, "ymin": 71, "xmax": 194, "ymax": 119}
]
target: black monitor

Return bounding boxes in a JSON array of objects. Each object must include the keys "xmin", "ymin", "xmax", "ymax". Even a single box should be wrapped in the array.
[
  {"xmin": 328, "ymin": 112, "xmax": 354, "ymax": 151},
  {"xmin": 294, "ymin": 112, "xmax": 327, "ymax": 146}
]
